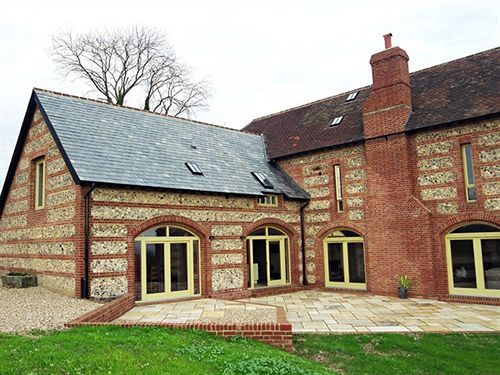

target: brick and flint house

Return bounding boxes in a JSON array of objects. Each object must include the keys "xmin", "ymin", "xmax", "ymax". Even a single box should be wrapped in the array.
[{"xmin": 0, "ymin": 36, "xmax": 499, "ymax": 304}]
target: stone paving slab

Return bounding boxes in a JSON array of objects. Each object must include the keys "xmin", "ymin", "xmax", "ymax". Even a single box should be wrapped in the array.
[
  {"xmin": 238, "ymin": 291, "xmax": 500, "ymax": 333},
  {"xmin": 116, "ymin": 291, "xmax": 500, "ymax": 334},
  {"xmin": 116, "ymin": 299, "xmax": 277, "ymax": 324}
]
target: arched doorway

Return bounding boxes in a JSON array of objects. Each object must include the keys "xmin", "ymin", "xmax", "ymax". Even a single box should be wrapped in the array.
[
  {"xmin": 445, "ymin": 223, "xmax": 499, "ymax": 297},
  {"xmin": 246, "ymin": 226, "xmax": 290, "ymax": 288},
  {"xmin": 324, "ymin": 229, "xmax": 366, "ymax": 289},
  {"xmin": 134, "ymin": 225, "xmax": 201, "ymax": 302}
]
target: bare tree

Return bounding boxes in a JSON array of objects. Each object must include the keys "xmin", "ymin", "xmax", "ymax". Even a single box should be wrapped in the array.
[{"xmin": 51, "ymin": 26, "xmax": 209, "ymax": 117}]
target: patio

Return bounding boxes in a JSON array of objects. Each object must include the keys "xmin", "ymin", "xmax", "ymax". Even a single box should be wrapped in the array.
[
  {"xmin": 117, "ymin": 291, "xmax": 500, "ymax": 334},
  {"xmin": 117, "ymin": 298, "xmax": 279, "ymax": 324}
]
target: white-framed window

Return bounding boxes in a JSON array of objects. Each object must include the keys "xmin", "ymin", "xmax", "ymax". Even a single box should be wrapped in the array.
[
  {"xmin": 334, "ymin": 165, "xmax": 343, "ymax": 212},
  {"xmin": 257, "ymin": 194, "xmax": 278, "ymax": 207},
  {"xmin": 34, "ymin": 157, "xmax": 45, "ymax": 209},
  {"xmin": 324, "ymin": 229, "xmax": 366, "ymax": 290},
  {"xmin": 346, "ymin": 92, "xmax": 358, "ymax": 101},
  {"xmin": 247, "ymin": 226, "xmax": 291, "ymax": 288},
  {"xmin": 461, "ymin": 144, "xmax": 476, "ymax": 202},
  {"xmin": 445, "ymin": 224, "xmax": 499, "ymax": 297},
  {"xmin": 330, "ymin": 116, "xmax": 344, "ymax": 127}
]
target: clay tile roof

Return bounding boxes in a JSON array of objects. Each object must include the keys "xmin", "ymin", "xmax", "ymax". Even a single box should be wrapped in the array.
[{"xmin": 243, "ymin": 47, "xmax": 500, "ymax": 159}]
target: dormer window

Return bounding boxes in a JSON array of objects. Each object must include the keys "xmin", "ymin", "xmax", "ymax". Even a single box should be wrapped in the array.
[
  {"xmin": 346, "ymin": 92, "xmax": 358, "ymax": 101},
  {"xmin": 252, "ymin": 172, "xmax": 273, "ymax": 189},
  {"xmin": 185, "ymin": 162, "xmax": 203, "ymax": 175},
  {"xmin": 330, "ymin": 116, "xmax": 344, "ymax": 127}
]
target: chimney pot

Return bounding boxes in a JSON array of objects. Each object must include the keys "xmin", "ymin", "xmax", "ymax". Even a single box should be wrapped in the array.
[
  {"xmin": 383, "ymin": 33, "xmax": 393, "ymax": 49},
  {"xmin": 363, "ymin": 35, "xmax": 411, "ymax": 138}
]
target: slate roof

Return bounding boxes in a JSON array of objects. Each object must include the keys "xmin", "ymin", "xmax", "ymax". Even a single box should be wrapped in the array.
[
  {"xmin": 28, "ymin": 89, "xmax": 308, "ymax": 199},
  {"xmin": 244, "ymin": 47, "xmax": 500, "ymax": 159}
]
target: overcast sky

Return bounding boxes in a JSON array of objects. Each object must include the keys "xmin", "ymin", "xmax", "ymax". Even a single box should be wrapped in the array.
[{"xmin": 0, "ymin": 0, "xmax": 498, "ymax": 190}]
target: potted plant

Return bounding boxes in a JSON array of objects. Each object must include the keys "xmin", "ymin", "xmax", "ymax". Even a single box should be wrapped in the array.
[
  {"xmin": 397, "ymin": 275, "xmax": 410, "ymax": 299},
  {"xmin": 1, "ymin": 272, "xmax": 37, "ymax": 288}
]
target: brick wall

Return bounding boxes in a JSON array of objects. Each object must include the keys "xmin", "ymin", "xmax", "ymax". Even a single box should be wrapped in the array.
[
  {"xmin": 1, "ymin": 106, "xmax": 498, "ymax": 304},
  {"xmin": 66, "ymin": 320, "xmax": 293, "ymax": 350},
  {"xmin": 277, "ymin": 105, "xmax": 499, "ymax": 299},
  {"xmin": 278, "ymin": 144, "xmax": 367, "ymax": 287},
  {"xmin": 68, "ymin": 293, "xmax": 135, "ymax": 323},
  {"xmin": 363, "ymin": 133, "xmax": 434, "ymax": 296},
  {"xmin": 413, "ymin": 117, "xmax": 500, "ymax": 297},
  {"xmin": 87, "ymin": 187, "xmax": 303, "ymax": 300},
  {"xmin": 414, "ymin": 118, "xmax": 500, "ymax": 215},
  {"xmin": 0, "ymin": 107, "xmax": 81, "ymax": 296},
  {"xmin": 66, "ymin": 295, "xmax": 293, "ymax": 350}
]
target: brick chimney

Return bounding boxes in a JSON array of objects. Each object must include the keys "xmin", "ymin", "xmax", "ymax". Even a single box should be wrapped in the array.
[
  {"xmin": 362, "ymin": 35, "xmax": 434, "ymax": 298},
  {"xmin": 363, "ymin": 33, "xmax": 412, "ymax": 138}
]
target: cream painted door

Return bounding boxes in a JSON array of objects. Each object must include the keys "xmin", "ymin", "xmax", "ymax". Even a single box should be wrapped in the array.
[
  {"xmin": 267, "ymin": 239, "xmax": 286, "ymax": 286},
  {"xmin": 141, "ymin": 240, "xmax": 194, "ymax": 301}
]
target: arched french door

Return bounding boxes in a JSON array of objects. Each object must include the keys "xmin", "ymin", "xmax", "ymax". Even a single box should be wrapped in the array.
[
  {"xmin": 324, "ymin": 229, "xmax": 366, "ymax": 289},
  {"xmin": 134, "ymin": 225, "xmax": 201, "ymax": 302},
  {"xmin": 445, "ymin": 223, "xmax": 499, "ymax": 297},
  {"xmin": 246, "ymin": 226, "xmax": 291, "ymax": 288}
]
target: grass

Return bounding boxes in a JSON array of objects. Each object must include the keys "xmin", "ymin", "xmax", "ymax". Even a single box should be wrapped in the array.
[
  {"xmin": 294, "ymin": 333, "xmax": 500, "ymax": 375},
  {"xmin": 0, "ymin": 326, "xmax": 327, "ymax": 375},
  {"xmin": 0, "ymin": 327, "xmax": 498, "ymax": 374}
]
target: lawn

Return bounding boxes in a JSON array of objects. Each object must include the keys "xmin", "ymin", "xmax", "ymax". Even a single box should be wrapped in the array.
[
  {"xmin": 0, "ymin": 326, "xmax": 498, "ymax": 374},
  {"xmin": 0, "ymin": 326, "xmax": 327, "ymax": 375},
  {"xmin": 294, "ymin": 333, "xmax": 500, "ymax": 375}
]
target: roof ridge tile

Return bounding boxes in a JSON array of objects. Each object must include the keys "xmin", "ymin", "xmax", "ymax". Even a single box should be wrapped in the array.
[
  {"xmin": 248, "ymin": 85, "xmax": 371, "ymax": 123},
  {"xmin": 33, "ymin": 87, "xmax": 256, "ymax": 137},
  {"xmin": 246, "ymin": 46, "xmax": 499, "ymax": 126}
]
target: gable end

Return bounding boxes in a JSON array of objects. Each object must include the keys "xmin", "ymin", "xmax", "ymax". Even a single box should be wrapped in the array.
[{"xmin": 0, "ymin": 91, "xmax": 80, "ymax": 217}]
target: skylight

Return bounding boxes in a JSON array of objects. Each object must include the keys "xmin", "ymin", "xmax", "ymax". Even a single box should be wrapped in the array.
[
  {"xmin": 252, "ymin": 172, "xmax": 274, "ymax": 189},
  {"xmin": 346, "ymin": 92, "xmax": 358, "ymax": 101},
  {"xmin": 330, "ymin": 116, "xmax": 344, "ymax": 127},
  {"xmin": 186, "ymin": 162, "xmax": 203, "ymax": 175}
]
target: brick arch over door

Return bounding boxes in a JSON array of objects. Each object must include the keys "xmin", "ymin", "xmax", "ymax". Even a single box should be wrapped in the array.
[
  {"xmin": 433, "ymin": 212, "xmax": 500, "ymax": 298},
  {"xmin": 316, "ymin": 223, "xmax": 366, "ymax": 241},
  {"xmin": 242, "ymin": 218, "xmax": 300, "ymax": 286},
  {"xmin": 435, "ymin": 212, "xmax": 500, "ymax": 237},
  {"xmin": 126, "ymin": 215, "xmax": 209, "ymax": 297},
  {"xmin": 128, "ymin": 215, "xmax": 209, "ymax": 239},
  {"xmin": 243, "ymin": 218, "xmax": 298, "ymax": 239}
]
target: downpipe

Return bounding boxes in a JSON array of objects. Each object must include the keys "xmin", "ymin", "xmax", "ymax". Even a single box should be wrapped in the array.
[
  {"xmin": 299, "ymin": 199, "xmax": 310, "ymax": 286},
  {"xmin": 81, "ymin": 184, "xmax": 96, "ymax": 299}
]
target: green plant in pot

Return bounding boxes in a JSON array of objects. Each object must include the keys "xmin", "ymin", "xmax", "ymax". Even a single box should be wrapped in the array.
[{"xmin": 398, "ymin": 275, "xmax": 410, "ymax": 299}]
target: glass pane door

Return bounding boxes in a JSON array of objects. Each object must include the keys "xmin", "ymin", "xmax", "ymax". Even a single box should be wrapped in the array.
[
  {"xmin": 142, "ymin": 241, "xmax": 194, "ymax": 301},
  {"xmin": 268, "ymin": 240, "xmax": 284, "ymax": 283},
  {"xmin": 328, "ymin": 243, "xmax": 344, "ymax": 283},
  {"xmin": 348, "ymin": 242, "xmax": 365, "ymax": 283},
  {"xmin": 450, "ymin": 240, "xmax": 476, "ymax": 289},
  {"xmin": 482, "ymin": 239, "xmax": 500, "ymax": 290},
  {"xmin": 146, "ymin": 243, "xmax": 165, "ymax": 294},
  {"xmin": 247, "ymin": 232, "xmax": 289, "ymax": 289},
  {"xmin": 251, "ymin": 239, "xmax": 268, "ymax": 288},
  {"xmin": 170, "ymin": 243, "xmax": 189, "ymax": 292}
]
